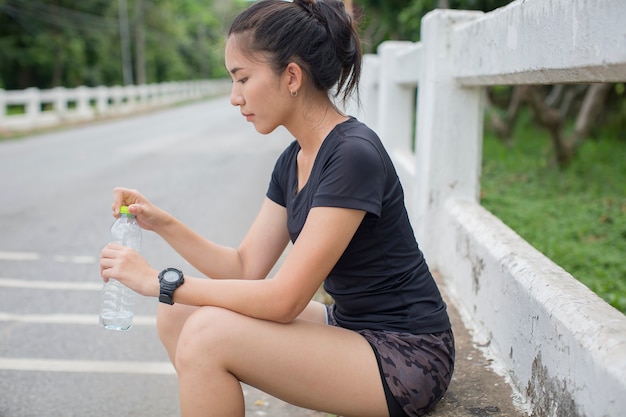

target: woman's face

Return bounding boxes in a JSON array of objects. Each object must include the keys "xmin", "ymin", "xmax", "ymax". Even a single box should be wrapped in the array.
[{"xmin": 225, "ymin": 36, "xmax": 292, "ymax": 135}]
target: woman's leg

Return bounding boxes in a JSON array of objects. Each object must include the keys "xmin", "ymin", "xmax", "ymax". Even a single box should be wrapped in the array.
[
  {"xmin": 157, "ymin": 300, "xmax": 327, "ymax": 364},
  {"xmin": 157, "ymin": 302, "xmax": 199, "ymax": 365},
  {"xmin": 171, "ymin": 305, "xmax": 389, "ymax": 417}
]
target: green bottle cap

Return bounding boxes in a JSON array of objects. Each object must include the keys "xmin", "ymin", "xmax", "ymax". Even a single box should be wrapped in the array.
[{"xmin": 120, "ymin": 206, "xmax": 130, "ymax": 214}]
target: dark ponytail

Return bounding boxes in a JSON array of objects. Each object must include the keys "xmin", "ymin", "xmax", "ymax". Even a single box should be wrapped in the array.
[{"xmin": 228, "ymin": 0, "xmax": 361, "ymax": 105}]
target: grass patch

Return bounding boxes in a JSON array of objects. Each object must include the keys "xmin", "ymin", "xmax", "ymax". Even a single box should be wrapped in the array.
[{"xmin": 480, "ymin": 122, "xmax": 626, "ymax": 314}]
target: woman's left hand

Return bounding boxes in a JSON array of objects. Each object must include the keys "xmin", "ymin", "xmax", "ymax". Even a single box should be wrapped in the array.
[{"xmin": 100, "ymin": 243, "xmax": 159, "ymax": 297}]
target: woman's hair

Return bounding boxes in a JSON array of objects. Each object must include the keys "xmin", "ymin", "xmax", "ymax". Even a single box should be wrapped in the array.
[{"xmin": 228, "ymin": 0, "xmax": 361, "ymax": 105}]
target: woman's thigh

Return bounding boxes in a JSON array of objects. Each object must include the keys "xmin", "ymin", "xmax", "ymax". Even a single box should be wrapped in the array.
[
  {"xmin": 176, "ymin": 305, "xmax": 390, "ymax": 417},
  {"xmin": 158, "ymin": 299, "xmax": 326, "ymax": 352}
]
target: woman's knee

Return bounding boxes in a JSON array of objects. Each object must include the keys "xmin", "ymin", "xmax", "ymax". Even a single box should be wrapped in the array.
[
  {"xmin": 157, "ymin": 303, "xmax": 198, "ymax": 358},
  {"xmin": 174, "ymin": 306, "xmax": 240, "ymax": 372}
]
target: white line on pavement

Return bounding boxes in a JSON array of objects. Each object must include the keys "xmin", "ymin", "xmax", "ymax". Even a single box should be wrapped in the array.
[
  {"xmin": 0, "ymin": 278, "xmax": 102, "ymax": 290},
  {"xmin": 0, "ymin": 358, "xmax": 175, "ymax": 375},
  {"xmin": 0, "ymin": 251, "xmax": 96, "ymax": 264},
  {"xmin": 53, "ymin": 255, "xmax": 97, "ymax": 264},
  {"xmin": 0, "ymin": 251, "xmax": 40, "ymax": 261},
  {"xmin": 0, "ymin": 312, "xmax": 156, "ymax": 326}
]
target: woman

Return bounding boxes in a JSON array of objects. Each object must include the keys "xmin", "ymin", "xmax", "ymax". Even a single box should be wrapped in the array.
[{"xmin": 99, "ymin": 1, "xmax": 454, "ymax": 416}]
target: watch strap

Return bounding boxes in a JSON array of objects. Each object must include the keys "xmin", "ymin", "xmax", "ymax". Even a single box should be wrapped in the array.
[{"xmin": 158, "ymin": 268, "xmax": 184, "ymax": 305}]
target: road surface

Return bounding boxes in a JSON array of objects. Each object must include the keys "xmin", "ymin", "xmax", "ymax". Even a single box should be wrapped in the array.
[{"xmin": 0, "ymin": 97, "xmax": 325, "ymax": 417}]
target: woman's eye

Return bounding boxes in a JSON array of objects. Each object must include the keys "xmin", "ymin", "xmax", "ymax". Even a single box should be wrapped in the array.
[{"xmin": 238, "ymin": 78, "xmax": 248, "ymax": 84}]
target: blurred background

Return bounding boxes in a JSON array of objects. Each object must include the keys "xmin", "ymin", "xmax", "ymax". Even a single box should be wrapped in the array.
[{"xmin": 1, "ymin": 0, "xmax": 624, "ymax": 311}]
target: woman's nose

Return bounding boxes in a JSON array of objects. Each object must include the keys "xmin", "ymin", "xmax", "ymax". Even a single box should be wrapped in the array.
[{"xmin": 230, "ymin": 87, "xmax": 243, "ymax": 107}]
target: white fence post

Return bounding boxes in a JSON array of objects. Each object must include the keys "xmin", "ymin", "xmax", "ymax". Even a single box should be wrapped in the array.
[
  {"xmin": 53, "ymin": 86, "xmax": 67, "ymax": 117},
  {"xmin": 377, "ymin": 41, "xmax": 416, "ymax": 158},
  {"xmin": 413, "ymin": 10, "xmax": 484, "ymax": 265},
  {"xmin": 24, "ymin": 87, "xmax": 40, "ymax": 125},
  {"xmin": 354, "ymin": 54, "xmax": 380, "ymax": 130},
  {"xmin": 96, "ymin": 86, "xmax": 108, "ymax": 115},
  {"xmin": 76, "ymin": 86, "xmax": 91, "ymax": 118}
]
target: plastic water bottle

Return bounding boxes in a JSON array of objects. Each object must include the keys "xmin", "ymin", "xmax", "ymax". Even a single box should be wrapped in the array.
[{"xmin": 99, "ymin": 205, "xmax": 142, "ymax": 331}]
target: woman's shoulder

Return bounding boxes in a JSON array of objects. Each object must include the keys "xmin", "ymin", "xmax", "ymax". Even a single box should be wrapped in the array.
[
  {"xmin": 337, "ymin": 117, "xmax": 376, "ymax": 136},
  {"xmin": 328, "ymin": 118, "xmax": 386, "ymax": 158}
]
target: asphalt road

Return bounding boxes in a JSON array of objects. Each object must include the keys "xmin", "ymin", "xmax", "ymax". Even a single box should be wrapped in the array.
[{"xmin": 0, "ymin": 97, "xmax": 323, "ymax": 416}]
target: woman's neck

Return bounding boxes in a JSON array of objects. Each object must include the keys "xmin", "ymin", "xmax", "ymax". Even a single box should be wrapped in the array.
[{"xmin": 288, "ymin": 99, "xmax": 348, "ymax": 156}]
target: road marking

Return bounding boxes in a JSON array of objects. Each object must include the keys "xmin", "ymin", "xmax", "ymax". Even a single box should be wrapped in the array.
[
  {"xmin": 0, "ymin": 252, "xmax": 96, "ymax": 264},
  {"xmin": 53, "ymin": 255, "xmax": 97, "ymax": 264},
  {"xmin": 0, "ymin": 358, "xmax": 175, "ymax": 375},
  {"xmin": 0, "ymin": 278, "xmax": 102, "ymax": 291},
  {"xmin": 0, "ymin": 312, "xmax": 156, "ymax": 326},
  {"xmin": 0, "ymin": 252, "xmax": 40, "ymax": 261}
]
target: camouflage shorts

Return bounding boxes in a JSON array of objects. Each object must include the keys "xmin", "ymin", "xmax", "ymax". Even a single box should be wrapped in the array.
[{"xmin": 326, "ymin": 305, "xmax": 455, "ymax": 417}]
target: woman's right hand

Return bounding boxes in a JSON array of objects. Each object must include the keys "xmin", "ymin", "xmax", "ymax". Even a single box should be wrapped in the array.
[{"xmin": 112, "ymin": 187, "xmax": 170, "ymax": 232}]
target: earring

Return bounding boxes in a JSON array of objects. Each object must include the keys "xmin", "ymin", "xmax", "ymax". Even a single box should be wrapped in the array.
[{"xmin": 290, "ymin": 90, "xmax": 298, "ymax": 97}]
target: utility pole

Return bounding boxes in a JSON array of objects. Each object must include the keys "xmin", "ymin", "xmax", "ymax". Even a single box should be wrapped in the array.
[{"xmin": 118, "ymin": 0, "xmax": 134, "ymax": 85}]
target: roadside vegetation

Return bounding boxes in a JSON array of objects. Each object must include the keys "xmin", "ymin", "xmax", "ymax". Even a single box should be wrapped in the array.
[{"xmin": 481, "ymin": 111, "xmax": 626, "ymax": 314}]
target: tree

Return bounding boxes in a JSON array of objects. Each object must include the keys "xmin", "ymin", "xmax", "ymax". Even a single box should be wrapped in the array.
[
  {"xmin": 355, "ymin": 0, "xmax": 512, "ymax": 53},
  {"xmin": 0, "ymin": 0, "xmax": 241, "ymax": 89}
]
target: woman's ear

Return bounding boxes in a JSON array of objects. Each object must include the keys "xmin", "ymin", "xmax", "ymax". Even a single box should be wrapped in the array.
[{"xmin": 285, "ymin": 62, "xmax": 303, "ymax": 94}]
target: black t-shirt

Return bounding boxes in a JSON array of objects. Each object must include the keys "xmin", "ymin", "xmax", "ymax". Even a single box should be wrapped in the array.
[{"xmin": 266, "ymin": 117, "xmax": 450, "ymax": 334}]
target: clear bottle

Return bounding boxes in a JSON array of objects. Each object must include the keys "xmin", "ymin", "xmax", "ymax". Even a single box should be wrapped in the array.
[{"xmin": 99, "ymin": 205, "xmax": 142, "ymax": 331}]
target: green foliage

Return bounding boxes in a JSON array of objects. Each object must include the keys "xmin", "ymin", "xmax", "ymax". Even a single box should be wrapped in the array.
[
  {"xmin": 0, "ymin": 0, "xmax": 240, "ymax": 89},
  {"xmin": 357, "ymin": 0, "xmax": 513, "ymax": 52},
  {"xmin": 481, "ymin": 114, "xmax": 626, "ymax": 314}
]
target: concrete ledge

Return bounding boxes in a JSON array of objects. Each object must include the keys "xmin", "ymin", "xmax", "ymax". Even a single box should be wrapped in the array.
[
  {"xmin": 438, "ymin": 198, "xmax": 626, "ymax": 417},
  {"xmin": 246, "ymin": 279, "xmax": 528, "ymax": 417},
  {"xmin": 426, "ymin": 274, "xmax": 526, "ymax": 417}
]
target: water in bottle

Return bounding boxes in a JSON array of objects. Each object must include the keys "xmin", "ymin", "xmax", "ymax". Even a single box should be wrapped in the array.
[{"xmin": 99, "ymin": 205, "xmax": 142, "ymax": 331}]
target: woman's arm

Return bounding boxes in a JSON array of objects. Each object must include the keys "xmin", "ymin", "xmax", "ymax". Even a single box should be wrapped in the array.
[
  {"xmin": 101, "ymin": 196, "xmax": 365, "ymax": 323},
  {"xmin": 156, "ymin": 198, "xmax": 290, "ymax": 280},
  {"xmin": 165, "ymin": 206, "xmax": 366, "ymax": 322},
  {"xmin": 111, "ymin": 187, "xmax": 290, "ymax": 280}
]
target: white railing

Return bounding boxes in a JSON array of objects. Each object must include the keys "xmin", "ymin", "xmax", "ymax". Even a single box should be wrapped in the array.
[
  {"xmin": 347, "ymin": 1, "xmax": 626, "ymax": 416},
  {"xmin": 0, "ymin": 79, "xmax": 231, "ymax": 133}
]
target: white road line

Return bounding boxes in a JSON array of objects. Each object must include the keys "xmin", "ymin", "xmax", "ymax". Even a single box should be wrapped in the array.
[
  {"xmin": 53, "ymin": 255, "xmax": 97, "ymax": 264},
  {"xmin": 0, "ymin": 358, "xmax": 175, "ymax": 375},
  {"xmin": 0, "ymin": 278, "xmax": 102, "ymax": 291},
  {"xmin": 0, "ymin": 251, "xmax": 40, "ymax": 261},
  {"xmin": 0, "ymin": 251, "xmax": 96, "ymax": 264},
  {"xmin": 0, "ymin": 312, "xmax": 156, "ymax": 326}
]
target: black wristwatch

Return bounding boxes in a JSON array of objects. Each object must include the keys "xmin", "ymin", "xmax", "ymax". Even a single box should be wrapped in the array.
[{"xmin": 158, "ymin": 268, "xmax": 185, "ymax": 305}]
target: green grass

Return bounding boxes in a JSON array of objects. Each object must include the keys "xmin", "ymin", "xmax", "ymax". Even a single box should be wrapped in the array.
[{"xmin": 480, "ymin": 123, "xmax": 626, "ymax": 314}]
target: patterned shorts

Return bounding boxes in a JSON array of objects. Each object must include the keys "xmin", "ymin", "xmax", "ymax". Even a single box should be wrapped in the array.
[{"xmin": 326, "ymin": 305, "xmax": 455, "ymax": 417}]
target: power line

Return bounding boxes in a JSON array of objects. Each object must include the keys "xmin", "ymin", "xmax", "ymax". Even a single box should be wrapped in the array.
[{"xmin": 1, "ymin": 0, "xmax": 118, "ymax": 33}]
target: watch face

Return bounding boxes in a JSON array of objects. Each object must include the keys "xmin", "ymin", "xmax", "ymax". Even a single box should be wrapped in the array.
[{"xmin": 163, "ymin": 270, "xmax": 180, "ymax": 283}]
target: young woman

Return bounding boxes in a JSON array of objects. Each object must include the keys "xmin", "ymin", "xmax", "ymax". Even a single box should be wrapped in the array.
[{"xmin": 99, "ymin": 1, "xmax": 454, "ymax": 416}]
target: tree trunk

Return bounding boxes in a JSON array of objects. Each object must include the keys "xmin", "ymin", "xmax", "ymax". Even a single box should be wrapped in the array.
[
  {"xmin": 487, "ymin": 85, "xmax": 527, "ymax": 143},
  {"xmin": 134, "ymin": 0, "xmax": 146, "ymax": 85},
  {"xmin": 569, "ymin": 83, "xmax": 613, "ymax": 146},
  {"xmin": 525, "ymin": 85, "xmax": 571, "ymax": 167},
  {"xmin": 524, "ymin": 84, "xmax": 612, "ymax": 169}
]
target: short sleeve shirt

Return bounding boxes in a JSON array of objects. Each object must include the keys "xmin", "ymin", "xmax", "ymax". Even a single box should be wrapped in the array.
[{"xmin": 267, "ymin": 118, "xmax": 450, "ymax": 334}]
